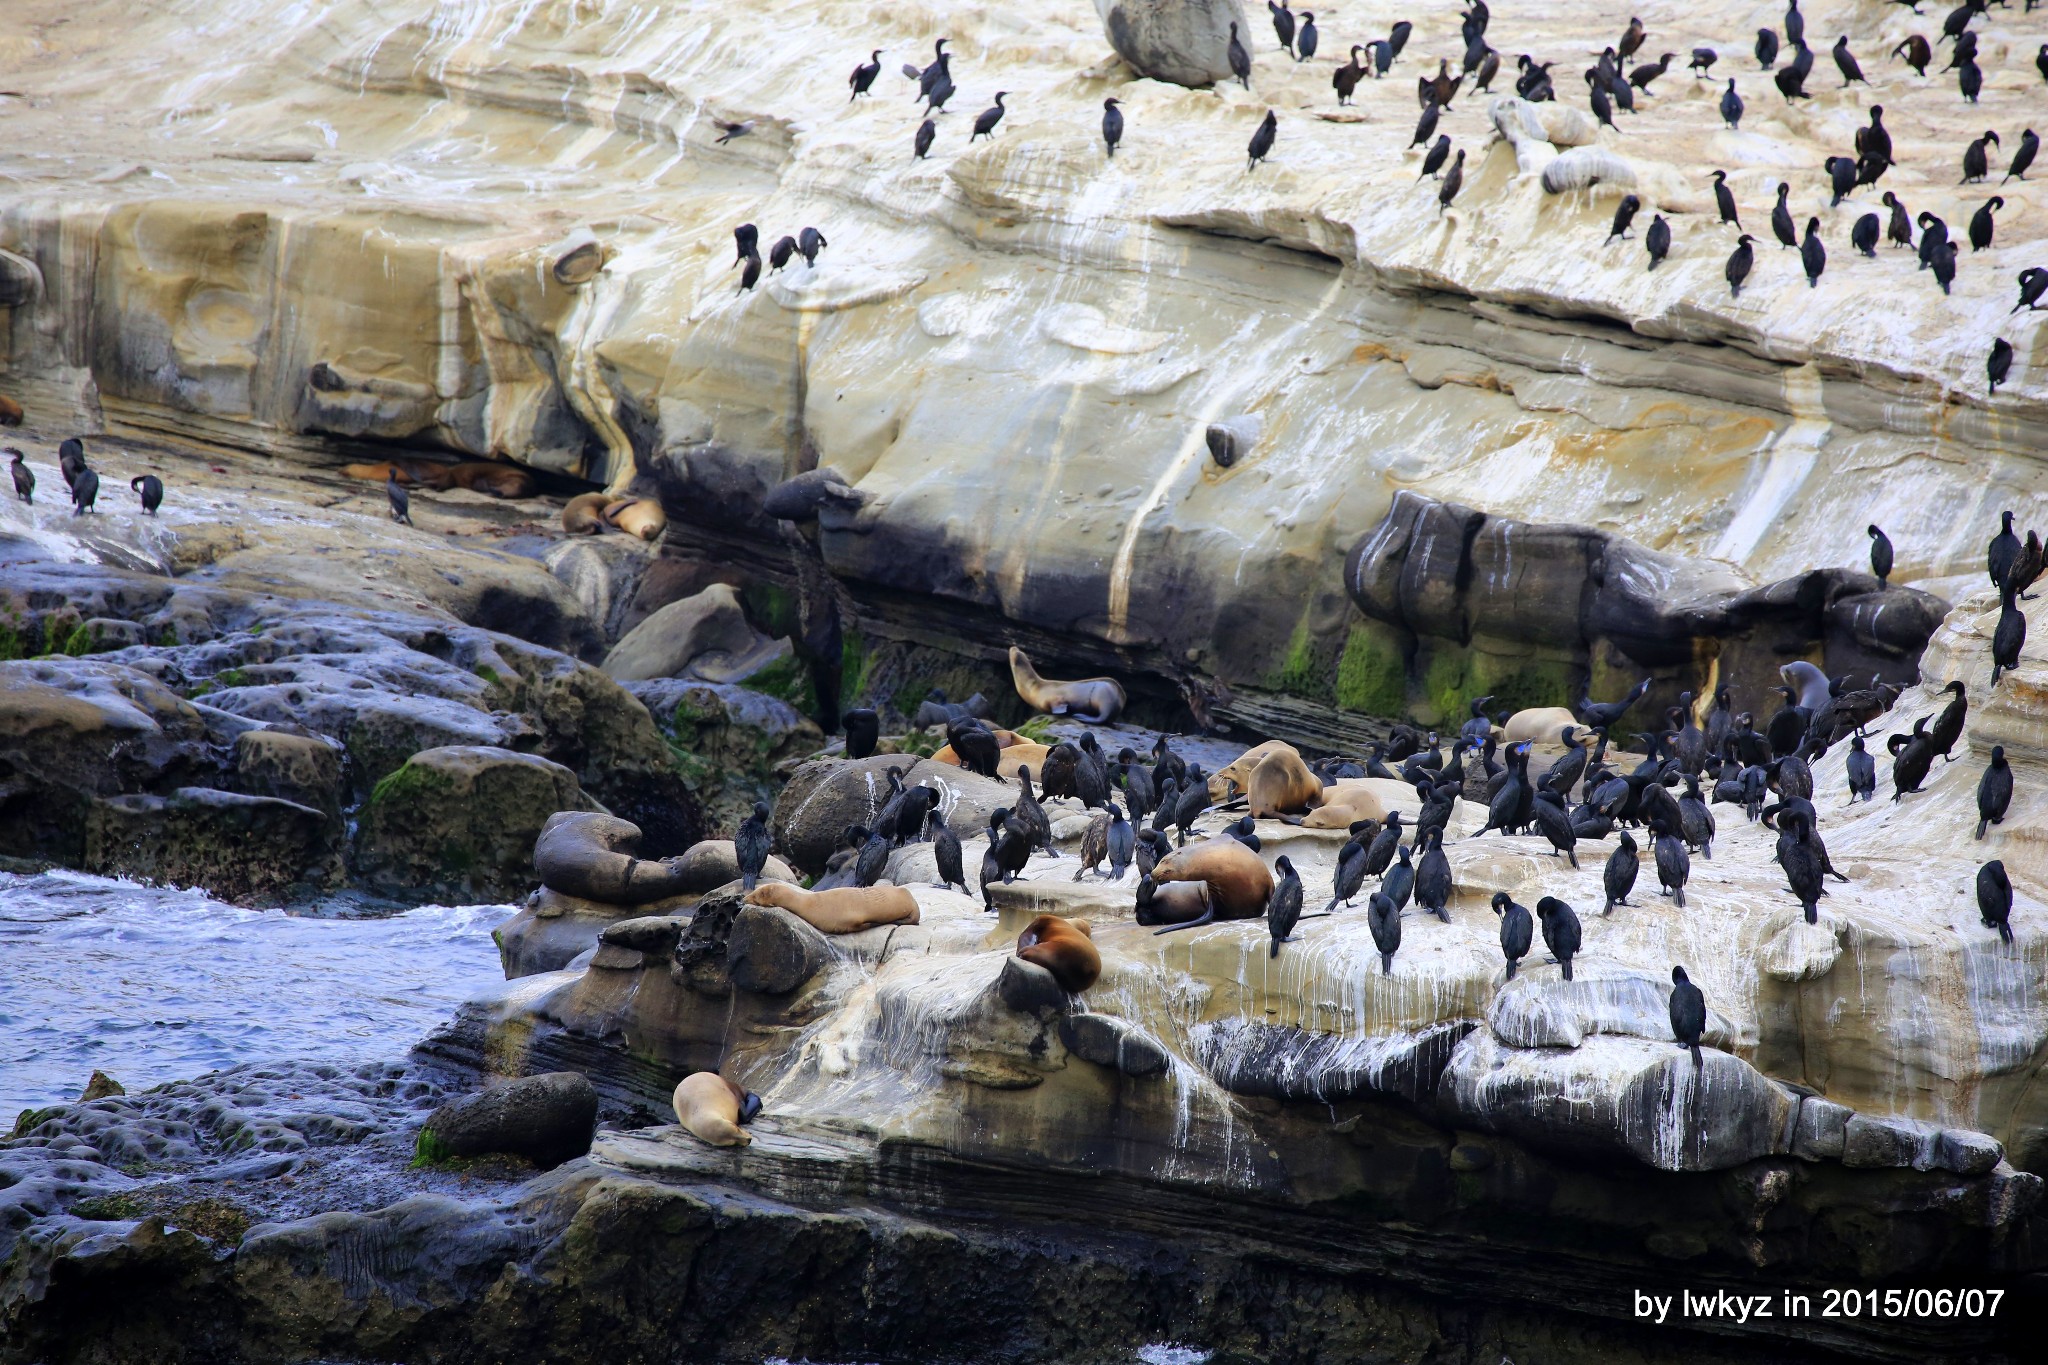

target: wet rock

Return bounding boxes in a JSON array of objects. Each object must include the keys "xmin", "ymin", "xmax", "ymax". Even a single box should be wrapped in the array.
[
  {"xmin": 1842, "ymin": 1114, "xmax": 1935, "ymax": 1170},
  {"xmin": 1194, "ymin": 1017, "xmax": 1472, "ymax": 1104},
  {"xmin": 725, "ymin": 904, "xmax": 828, "ymax": 995},
  {"xmin": 420, "ymin": 1071, "xmax": 598, "ymax": 1167},
  {"xmin": 1791, "ymin": 1096, "xmax": 1851, "ymax": 1162},
  {"xmin": 1934, "ymin": 1128, "xmax": 2005, "ymax": 1178},
  {"xmin": 79, "ymin": 1071, "xmax": 125, "ymax": 1102},
  {"xmin": 1095, "ymin": 0, "xmax": 1247, "ymax": 89},
  {"xmin": 995, "ymin": 956, "xmax": 1069, "ymax": 1018},
  {"xmin": 601, "ymin": 584, "xmax": 784, "ymax": 684},
  {"xmin": 668, "ymin": 837, "xmax": 796, "ymax": 892},
  {"xmin": 84, "ymin": 787, "xmax": 334, "ymax": 907},
  {"xmin": 497, "ymin": 886, "xmax": 697, "ymax": 978},
  {"xmin": 598, "ymin": 916, "xmax": 685, "ymax": 956},
  {"xmin": 353, "ymin": 745, "xmax": 599, "ymax": 904},
  {"xmin": 1058, "ymin": 1014, "xmax": 1169, "ymax": 1077},
  {"xmin": 230, "ymin": 728, "xmax": 345, "ymax": 821},
  {"xmin": 630, "ymin": 679, "xmax": 821, "ymax": 835}
]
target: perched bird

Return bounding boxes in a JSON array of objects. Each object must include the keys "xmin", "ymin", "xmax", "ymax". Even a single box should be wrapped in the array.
[
  {"xmin": 1101, "ymin": 98, "xmax": 1123, "ymax": 158},
  {"xmin": 970, "ymin": 92, "xmax": 1008, "ymax": 142},
  {"xmin": 1851, "ymin": 213, "xmax": 1879, "ymax": 257},
  {"xmin": 1418, "ymin": 134, "xmax": 1451, "ymax": 181},
  {"xmin": 1228, "ymin": 22, "xmax": 1253, "ymax": 89},
  {"xmin": 1669, "ymin": 966, "xmax": 1707, "ymax": 1069},
  {"xmin": 1990, "ymin": 338, "xmax": 2014, "ymax": 394},
  {"xmin": 1368, "ymin": 891, "xmax": 1402, "ymax": 974},
  {"xmin": 129, "ymin": 473, "xmax": 163, "ymax": 515},
  {"xmin": 1869, "ymin": 524, "xmax": 1894, "ymax": 587},
  {"xmin": 1970, "ymin": 198, "xmax": 2002, "ymax": 251},
  {"xmin": 1651, "ymin": 817, "xmax": 1690, "ymax": 907},
  {"xmin": 1415, "ymin": 827, "xmax": 1453, "ymax": 923},
  {"xmin": 1801, "ymin": 217, "xmax": 1826, "ymax": 287},
  {"xmin": 799, "ymin": 226, "xmax": 828, "ymax": 268},
  {"xmin": 1266, "ymin": 856, "xmax": 1304, "ymax": 957},
  {"xmin": 1438, "ymin": 149, "xmax": 1466, "ymax": 212},
  {"xmin": 1607, "ymin": 194, "xmax": 1641, "ymax": 243},
  {"xmin": 849, "ymin": 49, "xmax": 882, "ymax": 100},
  {"xmin": 1645, "ymin": 214, "xmax": 1670, "ymax": 269},
  {"xmin": 768, "ymin": 236, "xmax": 798, "ymax": 272},
  {"xmin": 1894, "ymin": 34, "xmax": 1932, "ymax": 77},
  {"xmin": 1382, "ymin": 843, "xmax": 1416, "ymax": 914},
  {"xmin": 737, "ymin": 250, "xmax": 762, "ymax": 292},
  {"xmin": 1586, "ymin": 72, "xmax": 1616, "ymax": 131},
  {"xmin": 1932, "ymin": 239, "xmax": 1958, "ymax": 295},
  {"xmin": 1711, "ymin": 169, "xmax": 1740, "ymax": 227},
  {"xmin": 1784, "ymin": 0, "xmax": 1805, "ymax": 49},
  {"xmin": 734, "ymin": 222, "xmax": 758, "ymax": 266},
  {"xmin": 1493, "ymin": 892, "xmax": 1533, "ymax": 979},
  {"xmin": 1778, "ymin": 811, "xmax": 1825, "ymax": 922},
  {"xmin": 1536, "ymin": 896, "xmax": 1581, "ymax": 981},
  {"xmin": 1977, "ymin": 746, "xmax": 2013, "ymax": 839},
  {"xmin": 1958, "ymin": 59, "xmax": 1981, "ymax": 104},
  {"xmin": 1295, "ymin": 11, "xmax": 1318, "ymax": 62},
  {"xmin": 1963, "ymin": 131, "xmax": 2000, "ymax": 184},
  {"xmin": 914, "ymin": 118, "xmax": 936, "ymax": 159},
  {"xmin": 1978, "ymin": 859, "xmax": 2014, "ymax": 945},
  {"xmin": 1326, "ymin": 828, "xmax": 1371, "ymax": 912},
  {"xmin": 1992, "ymin": 581, "xmax": 2026, "ymax": 685},
  {"xmin": 1579, "ymin": 678, "xmax": 1651, "ymax": 732},
  {"xmin": 2004, "ymin": 129, "xmax": 2038, "ymax": 184},
  {"xmin": 1412, "ymin": 99, "xmax": 1441, "ymax": 149},
  {"xmin": 1756, "ymin": 28, "xmax": 1780, "ymax": 70},
  {"xmin": 2017, "ymin": 267, "xmax": 2048, "ymax": 314},
  {"xmin": 8, "ymin": 448, "xmax": 32, "ymax": 503},
  {"xmin": 1618, "ymin": 17, "xmax": 1645, "ymax": 63},
  {"xmin": 1771, "ymin": 183, "xmax": 1797, "ymax": 249},
  {"xmin": 1604, "ymin": 830, "xmax": 1639, "ymax": 913},
  {"xmin": 736, "ymin": 802, "xmax": 771, "ymax": 890},
  {"xmin": 1846, "ymin": 735, "xmax": 1876, "ymax": 802},
  {"xmin": 1106, "ymin": 801, "xmax": 1134, "ymax": 881},
  {"xmin": 1688, "ymin": 48, "xmax": 1718, "ymax": 78},
  {"xmin": 929, "ymin": 810, "xmax": 966, "ymax": 894},
  {"xmin": 385, "ymin": 469, "xmax": 410, "ymax": 525},
  {"xmin": 1832, "ymin": 36, "xmax": 1867, "ymax": 86},
  {"xmin": 1824, "ymin": 156, "xmax": 1857, "ymax": 208},
  {"xmin": 1268, "ymin": 0, "xmax": 1296, "ymax": 55},
  {"xmin": 1630, "ymin": 53, "xmax": 1674, "ymax": 93},
  {"xmin": 1890, "ymin": 719, "xmax": 1936, "ymax": 800},
  {"xmin": 1247, "ymin": 109, "xmax": 1278, "ymax": 171},
  {"xmin": 1884, "ymin": 191, "xmax": 1914, "ymax": 248}
]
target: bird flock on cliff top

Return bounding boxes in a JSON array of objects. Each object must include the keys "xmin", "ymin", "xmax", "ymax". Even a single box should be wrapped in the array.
[
  {"xmin": 727, "ymin": 507, "xmax": 2035, "ymax": 1075},
  {"xmin": 716, "ymin": 1, "xmax": 2048, "ymax": 393},
  {"xmin": 7, "ymin": 438, "xmax": 159, "ymax": 518}
]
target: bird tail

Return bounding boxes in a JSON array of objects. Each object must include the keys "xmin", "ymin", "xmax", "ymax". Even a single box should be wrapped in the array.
[
  {"xmin": 1977, "ymin": 817, "xmax": 1989, "ymax": 839},
  {"xmin": 1805, "ymin": 900, "xmax": 1817, "ymax": 924},
  {"xmin": 1322, "ymin": 896, "xmax": 1339, "ymax": 913},
  {"xmin": 1675, "ymin": 886, "xmax": 1686, "ymax": 908},
  {"xmin": 1271, "ymin": 939, "xmax": 1282, "ymax": 959},
  {"xmin": 1568, "ymin": 850, "xmax": 1579, "ymax": 869},
  {"xmin": 2001, "ymin": 920, "xmax": 2014, "ymax": 946},
  {"xmin": 1561, "ymin": 958, "xmax": 1573, "ymax": 982},
  {"xmin": 743, "ymin": 873, "xmax": 757, "ymax": 891},
  {"xmin": 1381, "ymin": 951, "xmax": 1394, "ymax": 975},
  {"xmin": 1505, "ymin": 958, "xmax": 1517, "ymax": 980},
  {"xmin": 1690, "ymin": 1042, "xmax": 1703, "ymax": 1070}
]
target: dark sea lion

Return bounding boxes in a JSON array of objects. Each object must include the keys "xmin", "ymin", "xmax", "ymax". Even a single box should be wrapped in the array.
[{"xmin": 1016, "ymin": 914, "xmax": 1100, "ymax": 993}]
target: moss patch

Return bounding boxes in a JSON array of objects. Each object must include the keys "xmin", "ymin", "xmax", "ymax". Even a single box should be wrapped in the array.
[
  {"xmin": 11, "ymin": 1106, "xmax": 64, "ymax": 1138},
  {"xmin": 1014, "ymin": 715, "xmax": 1057, "ymax": 744},
  {"xmin": 412, "ymin": 1126, "xmax": 457, "ymax": 1168},
  {"xmin": 744, "ymin": 654, "xmax": 816, "ymax": 713},
  {"xmin": 368, "ymin": 759, "xmax": 458, "ymax": 810},
  {"xmin": 166, "ymin": 1197, "xmax": 250, "ymax": 1245},
  {"xmin": 72, "ymin": 1193, "xmax": 146, "ymax": 1221},
  {"xmin": 1335, "ymin": 622, "xmax": 1406, "ymax": 718},
  {"xmin": 1270, "ymin": 617, "xmax": 1335, "ymax": 703}
]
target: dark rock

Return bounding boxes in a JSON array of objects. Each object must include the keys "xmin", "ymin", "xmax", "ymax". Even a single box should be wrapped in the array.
[
  {"xmin": 772, "ymin": 755, "xmax": 1013, "ymax": 875},
  {"xmin": 1934, "ymin": 1128, "xmax": 2004, "ymax": 1178},
  {"xmin": 84, "ymin": 787, "xmax": 333, "ymax": 907},
  {"xmin": 1195, "ymin": 1017, "xmax": 1472, "ymax": 1104},
  {"xmin": 420, "ymin": 1071, "xmax": 597, "ymax": 1167},
  {"xmin": 79, "ymin": 1071, "xmax": 125, "ymax": 1102},
  {"xmin": 230, "ymin": 728, "xmax": 344, "ymax": 821},
  {"xmin": 629, "ymin": 680, "xmax": 820, "ymax": 836},
  {"xmin": 1842, "ymin": 1114, "xmax": 1931, "ymax": 1169},
  {"xmin": 1791, "ymin": 1095, "xmax": 1851, "ymax": 1162},
  {"xmin": 725, "ymin": 905, "xmax": 827, "ymax": 995},
  {"xmin": 997, "ymin": 957, "xmax": 1072, "ymax": 1018},
  {"xmin": 598, "ymin": 916, "xmax": 686, "ymax": 955},
  {"xmin": 760, "ymin": 466, "xmax": 871, "ymax": 524},
  {"xmin": 1058, "ymin": 1014, "xmax": 1170, "ymax": 1077}
]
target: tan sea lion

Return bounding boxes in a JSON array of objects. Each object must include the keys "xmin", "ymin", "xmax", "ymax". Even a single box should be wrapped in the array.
[
  {"xmin": 605, "ymin": 497, "xmax": 667, "ymax": 541},
  {"xmin": 1210, "ymin": 739, "xmax": 1295, "ymax": 801},
  {"xmin": 743, "ymin": 881, "xmax": 921, "ymax": 933},
  {"xmin": 562, "ymin": 491, "xmax": 612, "ymax": 534},
  {"xmin": 341, "ymin": 461, "xmax": 418, "ymax": 485},
  {"xmin": 1152, "ymin": 836, "xmax": 1272, "ymax": 921},
  {"xmin": 1301, "ymin": 779, "xmax": 1393, "ymax": 829},
  {"xmin": 930, "ymin": 729, "xmax": 1027, "ymax": 765},
  {"xmin": 1503, "ymin": 706, "xmax": 1579, "ymax": 745},
  {"xmin": 1008, "ymin": 647, "xmax": 1125, "ymax": 724},
  {"xmin": 994, "ymin": 741, "xmax": 1053, "ymax": 781},
  {"xmin": 0, "ymin": 395, "xmax": 23, "ymax": 426},
  {"xmin": 672, "ymin": 1072, "xmax": 751, "ymax": 1147},
  {"xmin": 1016, "ymin": 914, "xmax": 1100, "ymax": 993},
  {"xmin": 1246, "ymin": 747, "xmax": 1323, "ymax": 819}
]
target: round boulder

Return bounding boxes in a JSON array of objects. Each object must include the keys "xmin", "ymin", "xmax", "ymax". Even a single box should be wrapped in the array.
[
  {"xmin": 771, "ymin": 755, "xmax": 1016, "ymax": 875},
  {"xmin": 1095, "ymin": 0, "xmax": 1248, "ymax": 89},
  {"xmin": 419, "ymin": 1071, "xmax": 599, "ymax": 1167}
]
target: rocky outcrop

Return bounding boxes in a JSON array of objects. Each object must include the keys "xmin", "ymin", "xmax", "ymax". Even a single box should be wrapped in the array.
[
  {"xmin": 418, "ymin": 1070, "xmax": 598, "ymax": 1166},
  {"xmin": 601, "ymin": 584, "xmax": 785, "ymax": 684},
  {"xmin": 1096, "ymin": 0, "xmax": 1246, "ymax": 88},
  {"xmin": 629, "ymin": 677, "xmax": 820, "ymax": 836}
]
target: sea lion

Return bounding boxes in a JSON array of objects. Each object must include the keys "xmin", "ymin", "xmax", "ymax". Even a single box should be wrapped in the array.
[
  {"xmin": 743, "ymin": 881, "xmax": 921, "ymax": 933},
  {"xmin": 399, "ymin": 461, "xmax": 538, "ymax": 498},
  {"xmin": 562, "ymin": 491, "xmax": 612, "ymax": 534},
  {"xmin": 672, "ymin": 1072, "xmax": 753, "ymax": 1147},
  {"xmin": 341, "ymin": 461, "xmax": 417, "ymax": 485},
  {"xmin": 1016, "ymin": 914, "xmax": 1100, "ymax": 993},
  {"xmin": 535, "ymin": 811, "xmax": 695, "ymax": 904},
  {"xmin": 1136, "ymin": 874, "xmax": 1212, "ymax": 926},
  {"xmin": 1502, "ymin": 706, "xmax": 1580, "ymax": 744},
  {"xmin": 0, "ymin": 395, "xmax": 22, "ymax": 426},
  {"xmin": 1211, "ymin": 740, "xmax": 1296, "ymax": 801},
  {"xmin": 1152, "ymin": 836, "xmax": 1273, "ymax": 920},
  {"xmin": 605, "ymin": 497, "xmax": 667, "ymax": 541},
  {"xmin": 930, "ymin": 729, "xmax": 1027, "ymax": 766},
  {"xmin": 1009, "ymin": 646, "xmax": 1125, "ymax": 724},
  {"xmin": 1246, "ymin": 746, "xmax": 1323, "ymax": 819}
]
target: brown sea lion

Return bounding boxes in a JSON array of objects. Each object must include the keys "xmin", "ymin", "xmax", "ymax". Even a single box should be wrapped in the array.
[
  {"xmin": 534, "ymin": 811, "xmax": 696, "ymax": 904},
  {"xmin": 1503, "ymin": 706, "xmax": 1580, "ymax": 745},
  {"xmin": 1135, "ymin": 875, "xmax": 1212, "ymax": 926},
  {"xmin": 1016, "ymin": 914, "xmax": 1100, "ymax": 993},
  {"xmin": 412, "ymin": 462, "xmax": 538, "ymax": 498},
  {"xmin": 0, "ymin": 395, "xmax": 23, "ymax": 426},
  {"xmin": 1152, "ymin": 836, "xmax": 1272, "ymax": 930},
  {"xmin": 562, "ymin": 491, "xmax": 612, "ymax": 534},
  {"xmin": 1246, "ymin": 747, "xmax": 1323, "ymax": 819},
  {"xmin": 672, "ymin": 1072, "xmax": 751, "ymax": 1147},
  {"xmin": 1211, "ymin": 739, "xmax": 1295, "ymax": 801},
  {"xmin": 341, "ymin": 461, "xmax": 418, "ymax": 485},
  {"xmin": 1009, "ymin": 646, "xmax": 1125, "ymax": 724},
  {"xmin": 743, "ymin": 881, "xmax": 921, "ymax": 933},
  {"xmin": 605, "ymin": 496, "xmax": 667, "ymax": 541}
]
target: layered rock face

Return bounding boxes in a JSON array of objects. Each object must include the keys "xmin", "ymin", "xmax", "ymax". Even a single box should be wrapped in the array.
[{"xmin": 2, "ymin": 0, "xmax": 2041, "ymax": 734}]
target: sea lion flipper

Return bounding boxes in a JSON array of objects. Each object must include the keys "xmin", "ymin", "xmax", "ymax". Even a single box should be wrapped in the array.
[{"xmin": 1153, "ymin": 908, "xmax": 1218, "ymax": 935}]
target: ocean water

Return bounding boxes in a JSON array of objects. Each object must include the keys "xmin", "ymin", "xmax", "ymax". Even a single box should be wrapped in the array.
[{"xmin": 0, "ymin": 869, "xmax": 508, "ymax": 1114}]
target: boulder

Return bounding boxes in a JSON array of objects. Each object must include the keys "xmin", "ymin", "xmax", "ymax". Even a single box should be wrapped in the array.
[
  {"xmin": 601, "ymin": 583, "xmax": 784, "ymax": 684},
  {"xmin": 419, "ymin": 1071, "xmax": 598, "ymax": 1167},
  {"xmin": 668, "ymin": 838, "xmax": 797, "ymax": 893},
  {"xmin": 353, "ymin": 746, "xmax": 599, "ymax": 904},
  {"xmin": 629, "ymin": 679, "xmax": 822, "ymax": 833},
  {"xmin": 1095, "ymin": 0, "xmax": 1248, "ymax": 89},
  {"xmin": 542, "ymin": 535, "xmax": 657, "ymax": 643},
  {"xmin": 1193, "ymin": 1017, "xmax": 1471, "ymax": 1104},
  {"xmin": 725, "ymin": 904, "xmax": 830, "ymax": 995},
  {"xmin": 1058, "ymin": 1014, "xmax": 1170, "ymax": 1078},
  {"xmin": 231, "ymin": 728, "xmax": 345, "ymax": 821},
  {"xmin": 1440, "ymin": 1031, "xmax": 1793, "ymax": 1173},
  {"xmin": 83, "ymin": 787, "xmax": 334, "ymax": 907},
  {"xmin": 495, "ymin": 886, "xmax": 699, "ymax": 978},
  {"xmin": 771, "ymin": 756, "xmax": 1015, "ymax": 874}
]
